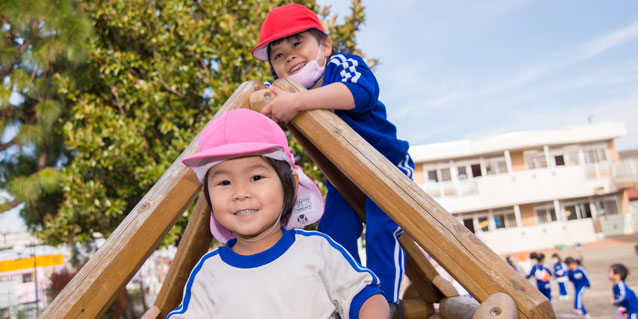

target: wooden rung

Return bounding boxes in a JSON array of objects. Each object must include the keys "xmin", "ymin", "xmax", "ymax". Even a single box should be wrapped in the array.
[
  {"xmin": 439, "ymin": 296, "xmax": 480, "ymax": 319},
  {"xmin": 473, "ymin": 293, "xmax": 518, "ymax": 319},
  {"xmin": 402, "ymin": 298, "xmax": 434, "ymax": 319},
  {"xmin": 432, "ymin": 275, "xmax": 459, "ymax": 298},
  {"xmin": 140, "ymin": 306, "xmax": 161, "ymax": 319}
]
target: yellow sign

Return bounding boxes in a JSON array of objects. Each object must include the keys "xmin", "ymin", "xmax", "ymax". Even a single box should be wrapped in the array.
[{"xmin": 0, "ymin": 254, "xmax": 65, "ymax": 273}]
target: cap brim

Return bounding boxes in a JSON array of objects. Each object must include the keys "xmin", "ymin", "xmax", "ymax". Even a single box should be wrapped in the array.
[
  {"xmin": 183, "ymin": 143, "xmax": 287, "ymax": 183},
  {"xmin": 252, "ymin": 26, "xmax": 320, "ymax": 61}
]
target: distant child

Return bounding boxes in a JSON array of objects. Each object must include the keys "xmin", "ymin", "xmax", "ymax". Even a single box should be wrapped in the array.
[
  {"xmin": 609, "ymin": 263, "xmax": 638, "ymax": 319},
  {"xmin": 566, "ymin": 256, "xmax": 591, "ymax": 318},
  {"xmin": 168, "ymin": 109, "xmax": 388, "ymax": 318},
  {"xmin": 505, "ymin": 256, "xmax": 519, "ymax": 273},
  {"xmin": 253, "ymin": 4, "xmax": 414, "ymax": 313},
  {"xmin": 552, "ymin": 253, "xmax": 570, "ymax": 301},
  {"xmin": 526, "ymin": 252, "xmax": 552, "ymax": 301}
]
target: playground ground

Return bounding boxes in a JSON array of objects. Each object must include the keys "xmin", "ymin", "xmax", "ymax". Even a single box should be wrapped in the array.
[{"xmin": 515, "ymin": 234, "xmax": 638, "ymax": 319}]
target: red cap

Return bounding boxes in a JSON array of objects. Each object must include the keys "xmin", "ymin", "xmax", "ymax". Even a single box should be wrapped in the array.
[{"xmin": 252, "ymin": 4, "xmax": 325, "ymax": 61}]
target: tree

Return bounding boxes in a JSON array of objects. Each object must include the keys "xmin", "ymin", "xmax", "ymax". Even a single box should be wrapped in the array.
[
  {"xmin": 0, "ymin": 0, "xmax": 91, "ymax": 229},
  {"xmin": 34, "ymin": 0, "xmax": 369, "ymax": 247}
]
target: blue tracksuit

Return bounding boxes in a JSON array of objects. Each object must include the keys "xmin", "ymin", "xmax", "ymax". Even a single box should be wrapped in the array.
[
  {"xmin": 526, "ymin": 264, "xmax": 552, "ymax": 301},
  {"xmin": 568, "ymin": 266, "xmax": 591, "ymax": 314},
  {"xmin": 317, "ymin": 52, "xmax": 413, "ymax": 303},
  {"xmin": 613, "ymin": 280, "xmax": 638, "ymax": 317},
  {"xmin": 553, "ymin": 262, "xmax": 569, "ymax": 297}
]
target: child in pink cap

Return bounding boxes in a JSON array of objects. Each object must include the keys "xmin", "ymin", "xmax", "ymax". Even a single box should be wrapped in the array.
[
  {"xmin": 168, "ymin": 109, "xmax": 388, "ymax": 318},
  {"xmin": 253, "ymin": 4, "xmax": 414, "ymax": 315}
]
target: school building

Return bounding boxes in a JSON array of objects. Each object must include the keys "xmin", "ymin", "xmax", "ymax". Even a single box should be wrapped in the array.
[{"xmin": 409, "ymin": 122, "xmax": 638, "ymax": 255}]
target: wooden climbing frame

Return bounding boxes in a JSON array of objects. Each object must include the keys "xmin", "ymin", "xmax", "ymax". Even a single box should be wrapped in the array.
[{"xmin": 40, "ymin": 80, "xmax": 555, "ymax": 319}]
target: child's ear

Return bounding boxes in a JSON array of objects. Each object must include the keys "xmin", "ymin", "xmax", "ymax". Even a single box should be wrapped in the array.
[
  {"xmin": 321, "ymin": 36, "xmax": 333, "ymax": 59},
  {"xmin": 292, "ymin": 171, "xmax": 300, "ymax": 197}
]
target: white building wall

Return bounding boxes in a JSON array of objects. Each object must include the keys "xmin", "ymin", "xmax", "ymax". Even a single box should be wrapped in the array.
[{"xmin": 479, "ymin": 219, "xmax": 596, "ymax": 254}]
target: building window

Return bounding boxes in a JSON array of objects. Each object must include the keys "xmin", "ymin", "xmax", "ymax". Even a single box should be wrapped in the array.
[
  {"xmin": 494, "ymin": 212, "xmax": 517, "ymax": 229},
  {"xmin": 427, "ymin": 170, "xmax": 438, "ymax": 182},
  {"xmin": 554, "ymin": 155, "xmax": 565, "ymax": 166},
  {"xmin": 485, "ymin": 156, "xmax": 508, "ymax": 175},
  {"xmin": 426, "ymin": 167, "xmax": 452, "ymax": 183},
  {"xmin": 583, "ymin": 144, "xmax": 608, "ymax": 164},
  {"xmin": 563, "ymin": 201, "xmax": 593, "ymax": 220},
  {"xmin": 22, "ymin": 273, "xmax": 33, "ymax": 283},
  {"xmin": 471, "ymin": 164, "xmax": 482, "ymax": 177},
  {"xmin": 457, "ymin": 166, "xmax": 468, "ymax": 180},
  {"xmin": 478, "ymin": 217, "xmax": 489, "ymax": 232},
  {"xmin": 535, "ymin": 207, "xmax": 557, "ymax": 224},
  {"xmin": 594, "ymin": 197, "xmax": 619, "ymax": 216},
  {"xmin": 524, "ymin": 149, "xmax": 547, "ymax": 169}
]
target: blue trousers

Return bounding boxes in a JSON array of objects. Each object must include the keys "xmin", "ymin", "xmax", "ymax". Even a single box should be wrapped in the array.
[
  {"xmin": 574, "ymin": 286, "xmax": 588, "ymax": 314},
  {"xmin": 558, "ymin": 281, "xmax": 568, "ymax": 296},
  {"xmin": 318, "ymin": 155, "xmax": 414, "ymax": 303},
  {"xmin": 538, "ymin": 281, "xmax": 551, "ymax": 301}
]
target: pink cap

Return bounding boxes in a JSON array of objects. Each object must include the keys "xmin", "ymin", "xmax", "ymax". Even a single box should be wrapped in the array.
[{"xmin": 182, "ymin": 109, "xmax": 324, "ymax": 243}]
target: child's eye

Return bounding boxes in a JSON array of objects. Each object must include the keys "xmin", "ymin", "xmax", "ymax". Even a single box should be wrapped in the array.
[
  {"xmin": 217, "ymin": 180, "xmax": 230, "ymax": 186},
  {"xmin": 251, "ymin": 175, "xmax": 264, "ymax": 182},
  {"xmin": 292, "ymin": 41, "xmax": 301, "ymax": 48},
  {"xmin": 273, "ymin": 52, "xmax": 283, "ymax": 60}
]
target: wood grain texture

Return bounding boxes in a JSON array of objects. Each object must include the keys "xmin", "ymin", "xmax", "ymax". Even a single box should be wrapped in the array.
[
  {"xmin": 432, "ymin": 275, "xmax": 460, "ymax": 298},
  {"xmin": 140, "ymin": 306, "xmax": 160, "ymax": 319},
  {"xmin": 402, "ymin": 298, "xmax": 435, "ymax": 319},
  {"xmin": 440, "ymin": 296, "xmax": 480, "ymax": 319},
  {"xmin": 40, "ymin": 81, "xmax": 265, "ymax": 319},
  {"xmin": 269, "ymin": 78, "xmax": 555, "ymax": 319},
  {"xmin": 153, "ymin": 195, "xmax": 213, "ymax": 318}
]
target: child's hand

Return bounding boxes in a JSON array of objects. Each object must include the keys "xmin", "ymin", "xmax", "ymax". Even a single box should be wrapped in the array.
[{"xmin": 260, "ymin": 85, "xmax": 302, "ymax": 123}]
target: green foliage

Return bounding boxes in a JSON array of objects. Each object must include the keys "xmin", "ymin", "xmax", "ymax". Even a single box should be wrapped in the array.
[
  {"xmin": 0, "ymin": 0, "xmax": 92, "ymax": 230},
  {"xmin": 2, "ymin": 0, "xmax": 369, "ymax": 247}
]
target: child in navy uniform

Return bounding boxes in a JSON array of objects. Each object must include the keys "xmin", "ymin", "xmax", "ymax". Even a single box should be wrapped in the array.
[
  {"xmin": 610, "ymin": 263, "xmax": 638, "ymax": 319},
  {"xmin": 566, "ymin": 256, "xmax": 591, "ymax": 318},
  {"xmin": 552, "ymin": 253, "xmax": 569, "ymax": 301},
  {"xmin": 253, "ymin": 4, "xmax": 414, "ymax": 315},
  {"xmin": 526, "ymin": 252, "xmax": 552, "ymax": 301}
]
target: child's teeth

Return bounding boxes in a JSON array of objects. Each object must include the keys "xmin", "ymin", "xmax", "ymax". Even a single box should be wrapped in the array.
[{"xmin": 236, "ymin": 210, "xmax": 256, "ymax": 216}]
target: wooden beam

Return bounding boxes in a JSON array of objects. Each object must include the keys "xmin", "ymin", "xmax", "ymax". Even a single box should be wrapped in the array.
[
  {"xmin": 152, "ymin": 195, "xmax": 214, "ymax": 318},
  {"xmin": 40, "ymin": 81, "xmax": 265, "ymax": 319},
  {"xmin": 269, "ymin": 79, "xmax": 555, "ymax": 319}
]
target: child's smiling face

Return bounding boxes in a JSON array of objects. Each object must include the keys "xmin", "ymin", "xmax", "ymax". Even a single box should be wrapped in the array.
[
  {"xmin": 269, "ymin": 31, "xmax": 331, "ymax": 79},
  {"xmin": 207, "ymin": 156, "xmax": 285, "ymax": 241}
]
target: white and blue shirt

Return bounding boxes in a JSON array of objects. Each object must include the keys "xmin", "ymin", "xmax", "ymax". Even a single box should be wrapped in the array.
[
  {"xmin": 613, "ymin": 280, "xmax": 638, "ymax": 314},
  {"xmin": 168, "ymin": 228, "xmax": 383, "ymax": 319},
  {"xmin": 567, "ymin": 266, "xmax": 591, "ymax": 289}
]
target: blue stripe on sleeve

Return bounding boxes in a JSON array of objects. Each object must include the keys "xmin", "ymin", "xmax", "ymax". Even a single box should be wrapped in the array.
[
  {"xmin": 166, "ymin": 250, "xmax": 220, "ymax": 318},
  {"xmin": 350, "ymin": 285, "xmax": 384, "ymax": 319}
]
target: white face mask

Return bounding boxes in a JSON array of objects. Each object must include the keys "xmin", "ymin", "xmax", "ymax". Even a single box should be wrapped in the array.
[{"xmin": 289, "ymin": 44, "xmax": 326, "ymax": 89}]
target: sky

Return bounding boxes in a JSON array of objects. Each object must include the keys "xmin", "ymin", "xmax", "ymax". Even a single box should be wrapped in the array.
[{"xmin": 317, "ymin": 0, "xmax": 638, "ymax": 151}]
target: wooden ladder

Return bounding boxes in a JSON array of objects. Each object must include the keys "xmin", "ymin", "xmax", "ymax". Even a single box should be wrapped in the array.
[{"xmin": 39, "ymin": 80, "xmax": 555, "ymax": 319}]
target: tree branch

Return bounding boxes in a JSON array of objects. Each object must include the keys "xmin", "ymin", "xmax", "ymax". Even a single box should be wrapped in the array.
[
  {"xmin": 156, "ymin": 76, "xmax": 185, "ymax": 98},
  {"xmin": 110, "ymin": 86, "xmax": 126, "ymax": 115}
]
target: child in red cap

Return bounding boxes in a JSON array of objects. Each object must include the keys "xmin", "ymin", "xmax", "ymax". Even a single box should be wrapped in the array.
[
  {"xmin": 170, "ymin": 109, "xmax": 388, "ymax": 318},
  {"xmin": 254, "ymin": 4, "xmax": 414, "ymax": 316}
]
